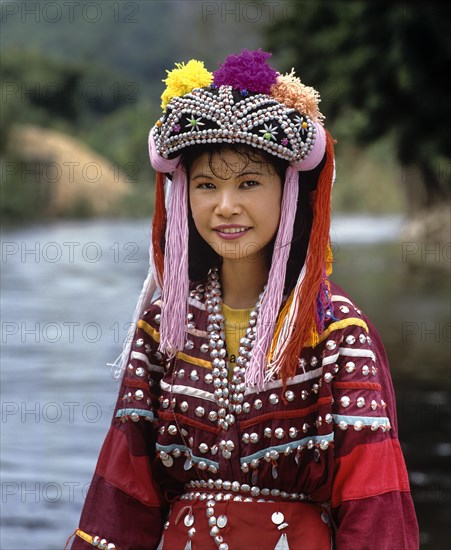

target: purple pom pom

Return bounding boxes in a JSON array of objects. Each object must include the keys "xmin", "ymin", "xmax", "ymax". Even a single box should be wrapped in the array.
[{"xmin": 213, "ymin": 49, "xmax": 278, "ymax": 95}]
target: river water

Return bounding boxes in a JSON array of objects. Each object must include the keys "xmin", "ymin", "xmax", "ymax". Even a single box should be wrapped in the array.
[{"xmin": 1, "ymin": 217, "xmax": 450, "ymax": 549}]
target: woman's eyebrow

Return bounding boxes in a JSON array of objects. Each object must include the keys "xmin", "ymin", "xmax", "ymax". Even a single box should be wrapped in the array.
[
  {"xmin": 192, "ymin": 169, "xmax": 266, "ymax": 181},
  {"xmin": 191, "ymin": 173, "xmax": 213, "ymax": 180}
]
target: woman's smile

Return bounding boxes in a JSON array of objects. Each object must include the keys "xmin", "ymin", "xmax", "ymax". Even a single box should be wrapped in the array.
[{"xmin": 213, "ymin": 224, "xmax": 251, "ymax": 239}]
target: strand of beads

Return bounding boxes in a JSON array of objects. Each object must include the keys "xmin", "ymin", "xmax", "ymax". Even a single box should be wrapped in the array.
[
  {"xmin": 206, "ymin": 269, "xmax": 229, "ymax": 430},
  {"xmin": 205, "ymin": 268, "xmax": 265, "ymax": 432},
  {"xmin": 205, "ymin": 497, "xmax": 229, "ymax": 550}
]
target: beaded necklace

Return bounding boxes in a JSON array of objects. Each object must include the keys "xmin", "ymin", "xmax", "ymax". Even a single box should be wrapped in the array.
[{"xmin": 205, "ymin": 267, "xmax": 265, "ymax": 434}]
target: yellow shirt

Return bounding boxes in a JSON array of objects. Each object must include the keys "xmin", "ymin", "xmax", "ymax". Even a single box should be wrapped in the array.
[{"xmin": 222, "ymin": 303, "xmax": 253, "ymax": 376}]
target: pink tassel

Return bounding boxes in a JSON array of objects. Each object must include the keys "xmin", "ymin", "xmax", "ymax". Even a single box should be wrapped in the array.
[
  {"xmin": 245, "ymin": 165, "xmax": 299, "ymax": 390},
  {"xmin": 159, "ymin": 164, "xmax": 189, "ymax": 357}
]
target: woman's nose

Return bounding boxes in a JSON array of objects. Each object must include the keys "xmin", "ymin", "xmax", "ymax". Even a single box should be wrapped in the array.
[{"xmin": 214, "ymin": 190, "xmax": 241, "ymax": 217}]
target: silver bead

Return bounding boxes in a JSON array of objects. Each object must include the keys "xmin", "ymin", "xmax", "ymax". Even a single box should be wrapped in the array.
[
  {"xmin": 195, "ymin": 406, "xmax": 205, "ymax": 417},
  {"xmin": 326, "ymin": 340, "xmax": 337, "ymax": 350},
  {"xmin": 199, "ymin": 443, "xmax": 209, "ymax": 454},
  {"xmin": 254, "ymin": 399, "xmax": 263, "ymax": 409},
  {"xmin": 285, "ymin": 390, "xmax": 295, "ymax": 401},
  {"xmin": 269, "ymin": 393, "xmax": 279, "ymax": 405},
  {"xmin": 134, "ymin": 390, "xmax": 144, "ymax": 400},
  {"xmin": 180, "ymin": 401, "xmax": 189, "ymax": 412},
  {"xmin": 135, "ymin": 367, "xmax": 145, "ymax": 377},
  {"xmin": 190, "ymin": 370, "xmax": 199, "ymax": 381},
  {"xmin": 362, "ymin": 365, "xmax": 370, "ymax": 376},
  {"xmin": 354, "ymin": 421, "xmax": 363, "ymax": 431},
  {"xmin": 274, "ymin": 428, "xmax": 284, "ymax": 439},
  {"xmin": 339, "ymin": 305, "xmax": 350, "ymax": 314},
  {"xmin": 340, "ymin": 396, "xmax": 351, "ymax": 407},
  {"xmin": 346, "ymin": 335, "xmax": 356, "ymax": 345},
  {"xmin": 345, "ymin": 362, "xmax": 355, "ymax": 373},
  {"xmin": 357, "ymin": 397, "xmax": 365, "ymax": 408}
]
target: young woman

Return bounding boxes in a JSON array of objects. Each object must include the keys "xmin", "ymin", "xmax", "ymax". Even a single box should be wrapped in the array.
[{"xmin": 68, "ymin": 50, "xmax": 419, "ymax": 549}]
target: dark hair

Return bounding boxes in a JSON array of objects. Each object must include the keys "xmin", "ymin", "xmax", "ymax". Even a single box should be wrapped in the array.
[{"xmin": 181, "ymin": 143, "xmax": 324, "ymax": 295}]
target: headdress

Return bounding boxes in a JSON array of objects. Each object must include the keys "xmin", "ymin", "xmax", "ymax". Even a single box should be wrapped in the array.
[{"xmin": 113, "ymin": 50, "xmax": 335, "ymax": 391}]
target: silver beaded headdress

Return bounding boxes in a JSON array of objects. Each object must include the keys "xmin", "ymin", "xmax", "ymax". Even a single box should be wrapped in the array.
[{"xmin": 152, "ymin": 85, "xmax": 318, "ymax": 163}]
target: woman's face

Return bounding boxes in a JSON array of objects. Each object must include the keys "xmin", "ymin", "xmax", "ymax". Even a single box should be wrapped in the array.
[{"xmin": 189, "ymin": 149, "xmax": 283, "ymax": 264}]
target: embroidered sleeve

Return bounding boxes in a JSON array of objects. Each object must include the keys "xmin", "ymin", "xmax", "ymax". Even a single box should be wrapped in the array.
[
  {"xmin": 69, "ymin": 305, "xmax": 168, "ymax": 550},
  {"xmin": 323, "ymin": 296, "xmax": 418, "ymax": 549}
]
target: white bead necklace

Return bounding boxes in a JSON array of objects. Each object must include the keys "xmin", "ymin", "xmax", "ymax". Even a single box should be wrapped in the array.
[{"xmin": 205, "ymin": 267, "xmax": 265, "ymax": 433}]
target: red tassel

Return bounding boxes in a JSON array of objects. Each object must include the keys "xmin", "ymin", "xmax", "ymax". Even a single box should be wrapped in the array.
[
  {"xmin": 152, "ymin": 171, "xmax": 167, "ymax": 285},
  {"xmin": 63, "ymin": 528, "xmax": 77, "ymax": 549},
  {"xmin": 279, "ymin": 131, "xmax": 336, "ymax": 385}
]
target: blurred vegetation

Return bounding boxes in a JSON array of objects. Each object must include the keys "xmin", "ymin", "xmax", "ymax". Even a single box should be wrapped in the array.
[
  {"xmin": 266, "ymin": 1, "xmax": 451, "ymax": 213},
  {"xmin": 1, "ymin": 0, "xmax": 449, "ymax": 224}
]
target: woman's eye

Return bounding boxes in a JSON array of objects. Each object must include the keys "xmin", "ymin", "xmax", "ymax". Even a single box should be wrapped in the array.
[
  {"xmin": 197, "ymin": 182, "xmax": 215, "ymax": 190},
  {"xmin": 241, "ymin": 180, "xmax": 259, "ymax": 189}
]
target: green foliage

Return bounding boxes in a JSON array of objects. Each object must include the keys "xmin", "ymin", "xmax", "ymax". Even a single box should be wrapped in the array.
[
  {"xmin": 266, "ymin": 1, "xmax": 451, "ymax": 206},
  {"xmin": 0, "ymin": 157, "xmax": 53, "ymax": 223}
]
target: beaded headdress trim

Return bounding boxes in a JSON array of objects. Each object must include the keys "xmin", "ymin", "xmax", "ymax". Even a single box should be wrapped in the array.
[{"xmin": 152, "ymin": 86, "xmax": 318, "ymax": 163}]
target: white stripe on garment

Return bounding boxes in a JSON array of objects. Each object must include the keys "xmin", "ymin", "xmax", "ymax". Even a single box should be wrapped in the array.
[
  {"xmin": 131, "ymin": 351, "xmax": 164, "ymax": 373},
  {"xmin": 322, "ymin": 352, "xmax": 340, "ymax": 367},
  {"xmin": 160, "ymin": 380, "xmax": 215, "ymax": 402},
  {"xmin": 331, "ymin": 295, "xmax": 354, "ymax": 306},
  {"xmin": 187, "ymin": 327, "xmax": 208, "ymax": 338},
  {"xmin": 338, "ymin": 347, "xmax": 376, "ymax": 360},
  {"xmin": 188, "ymin": 297, "xmax": 206, "ymax": 310},
  {"xmin": 245, "ymin": 366, "xmax": 323, "ymax": 396}
]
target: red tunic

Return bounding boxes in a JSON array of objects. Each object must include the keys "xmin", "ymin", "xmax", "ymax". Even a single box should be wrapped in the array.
[{"xmin": 69, "ymin": 282, "xmax": 418, "ymax": 549}]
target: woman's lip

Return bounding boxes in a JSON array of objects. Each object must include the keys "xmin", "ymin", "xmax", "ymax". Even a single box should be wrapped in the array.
[{"xmin": 213, "ymin": 226, "xmax": 251, "ymax": 240}]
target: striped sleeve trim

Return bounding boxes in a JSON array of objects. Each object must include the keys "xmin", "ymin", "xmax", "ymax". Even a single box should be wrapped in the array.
[
  {"xmin": 75, "ymin": 528, "xmax": 93, "ymax": 544},
  {"xmin": 319, "ymin": 318, "xmax": 369, "ymax": 343},
  {"xmin": 116, "ymin": 408, "xmax": 156, "ymax": 421},
  {"xmin": 160, "ymin": 380, "xmax": 215, "ymax": 402},
  {"xmin": 176, "ymin": 351, "xmax": 212, "ymax": 369},
  {"xmin": 138, "ymin": 319, "xmax": 160, "ymax": 342}
]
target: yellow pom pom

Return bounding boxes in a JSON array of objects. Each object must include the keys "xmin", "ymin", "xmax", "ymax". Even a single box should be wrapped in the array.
[{"xmin": 161, "ymin": 60, "xmax": 213, "ymax": 111}]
